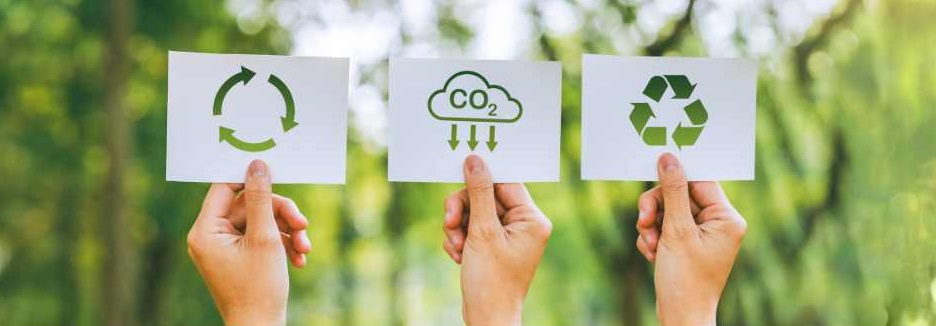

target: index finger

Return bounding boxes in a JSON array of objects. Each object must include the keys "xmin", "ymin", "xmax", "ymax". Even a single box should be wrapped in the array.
[
  {"xmin": 198, "ymin": 183, "xmax": 243, "ymax": 219},
  {"xmin": 444, "ymin": 190, "xmax": 469, "ymax": 253},
  {"xmin": 494, "ymin": 183, "xmax": 535, "ymax": 211},
  {"xmin": 689, "ymin": 181, "xmax": 729, "ymax": 208}
]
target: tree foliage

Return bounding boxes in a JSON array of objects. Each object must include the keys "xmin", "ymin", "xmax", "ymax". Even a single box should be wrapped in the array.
[{"xmin": 0, "ymin": 0, "xmax": 934, "ymax": 325}]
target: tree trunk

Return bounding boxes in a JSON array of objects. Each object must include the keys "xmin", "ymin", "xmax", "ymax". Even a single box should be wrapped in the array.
[
  {"xmin": 386, "ymin": 183, "xmax": 408, "ymax": 326},
  {"xmin": 337, "ymin": 188, "xmax": 358, "ymax": 326},
  {"xmin": 102, "ymin": 0, "xmax": 136, "ymax": 325},
  {"xmin": 617, "ymin": 243, "xmax": 648, "ymax": 326},
  {"xmin": 57, "ymin": 180, "xmax": 80, "ymax": 326}
]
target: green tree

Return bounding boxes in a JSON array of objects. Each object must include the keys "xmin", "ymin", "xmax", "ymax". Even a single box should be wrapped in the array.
[
  {"xmin": 0, "ymin": 0, "xmax": 286, "ymax": 324},
  {"xmin": 2, "ymin": 0, "xmax": 936, "ymax": 325}
]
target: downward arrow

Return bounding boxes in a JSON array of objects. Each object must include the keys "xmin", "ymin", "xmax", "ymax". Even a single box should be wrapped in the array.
[
  {"xmin": 683, "ymin": 99, "xmax": 708, "ymax": 125},
  {"xmin": 280, "ymin": 116, "xmax": 299, "ymax": 132},
  {"xmin": 447, "ymin": 124, "xmax": 459, "ymax": 150},
  {"xmin": 268, "ymin": 74, "xmax": 299, "ymax": 132},
  {"xmin": 467, "ymin": 124, "xmax": 479, "ymax": 150},
  {"xmin": 486, "ymin": 125, "xmax": 498, "ymax": 151}
]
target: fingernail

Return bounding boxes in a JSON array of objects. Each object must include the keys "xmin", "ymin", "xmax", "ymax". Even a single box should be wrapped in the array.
[
  {"xmin": 638, "ymin": 209, "xmax": 647, "ymax": 221},
  {"xmin": 466, "ymin": 155, "xmax": 484, "ymax": 174},
  {"xmin": 660, "ymin": 153, "xmax": 680, "ymax": 173},
  {"xmin": 249, "ymin": 160, "xmax": 267, "ymax": 177}
]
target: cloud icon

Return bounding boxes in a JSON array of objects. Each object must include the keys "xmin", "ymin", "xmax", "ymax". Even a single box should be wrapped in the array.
[{"xmin": 428, "ymin": 71, "xmax": 522, "ymax": 123}]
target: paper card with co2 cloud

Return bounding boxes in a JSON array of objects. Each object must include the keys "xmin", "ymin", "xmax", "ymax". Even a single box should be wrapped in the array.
[
  {"xmin": 166, "ymin": 51, "xmax": 349, "ymax": 184},
  {"xmin": 581, "ymin": 54, "xmax": 757, "ymax": 181},
  {"xmin": 388, "ymin": 58, "xmax": 562, "ymax": 183}
]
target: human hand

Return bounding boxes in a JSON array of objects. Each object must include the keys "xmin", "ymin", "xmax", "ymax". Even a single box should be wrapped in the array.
[
  {"xmin": 441, "ymin": 155, "xmax": 553, "ymax": 326},
  {"xmin": 187, "ymin": 160, "xmax": 312, "ymax": 326},
  {"xmin": 635, "ymin": 154, "xmax": 747, "ymax": 326}
]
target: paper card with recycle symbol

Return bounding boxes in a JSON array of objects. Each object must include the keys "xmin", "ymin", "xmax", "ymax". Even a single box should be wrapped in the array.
[
  {"xmin": 389, "ymin": 58, "xmax": 562, "ymax": 183},
  {"xmin": 166, "ymin": 51, "xmax": 349, "ymax": 184},
  {"xmin": 581, "ymin": 54, "xmax": 757, "ymax": 181},
  {"xmin": 629, "ymin": 75, "xmax": 709, "ymax": 150}
]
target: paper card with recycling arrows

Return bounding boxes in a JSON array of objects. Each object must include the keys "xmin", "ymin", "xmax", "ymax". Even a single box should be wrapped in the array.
[
  {"xmin": 581, "ymin": 54, "xmax": 757, "ymax": 181},
  {"xmin": 388, "ymin": 58, "xmax": 561, "ymax": 183},
  {"xmin": 166, "ymin": 51, "xmax": 349, "ymax": 184}
]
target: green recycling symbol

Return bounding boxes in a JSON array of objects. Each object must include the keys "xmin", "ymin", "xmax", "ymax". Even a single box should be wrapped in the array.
[
  {"xmin": 213, "ymin": 66, "xmax": 299, "ymax": 152},
  {"xmin": 629, "ymin": 75, "xmax": 708, "ymax": 150}
]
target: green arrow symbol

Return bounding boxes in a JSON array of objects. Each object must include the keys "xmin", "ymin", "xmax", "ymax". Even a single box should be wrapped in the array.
[
  {"xmin": 629, "ymin": 103, "xmax": 655, "ymax": 134},
  {"xmin": 219, "ymin": 126, "xmax": 276, "ymax": 152},
  {"xmin": 665, "ymin": 75, "xmax": 696, "ymax": 99},
  {"xmin": 268, "ymin": 74, "xmax": 298, "ymax": 132},
  {"xmin": 467, "ymin": 124, "xmax": 479, "ymax": 150},
  {"xmin": 642, "ymin": 76, "xmax": 667, "ymax": 102},
  {"xmin": 213, "ymin": 66, "xmax": 256, "ymax": 116},
  {"xmin": 447, "ymin": 124, "xmax": 459, "ymax": 150},
  {"xmin": 683, "ymin": 99, "xmax": 708, "ymax": 125},
  {"xmin": 672, "ymin": 123, "xmax": 704, "ymax": 150},
  {"xmin": 486, "ymin": 125, "xmax": 498, "ymax": 151},
  {"xmin": 642, "ymin": 126, "xmax": 667, "ymax": 146}
]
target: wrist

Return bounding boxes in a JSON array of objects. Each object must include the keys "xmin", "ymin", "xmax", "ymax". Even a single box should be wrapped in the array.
[
  {"xmin": 464, "ymin": 303, "xmax": 523, "ymax": 326},
  {"xmin": 224, "ymin": 311, "xmax": 286, "ymax": 326},
  {"xmin": 465, "ymin": 313, "xmax": 522, "ymax": 326},
  {"xmin": 660, "ymin": 312, "xmax": 716, "ymax": 326},
  {"xmin": 658, "ymin": 300, "xmax": 717, "ymax": 326}
]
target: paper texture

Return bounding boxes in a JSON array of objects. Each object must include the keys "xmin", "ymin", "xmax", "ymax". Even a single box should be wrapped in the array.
[
  {"xmin": 388, "ymin": 58, "xmax": 562, "ymax": 183},
  {"xmin": 166, "ymin": 51, "xmax": 349, "ymax": 184},
  {"xmin": 581, "ymin": 54, "xmax": 757, "ymax": 181}
]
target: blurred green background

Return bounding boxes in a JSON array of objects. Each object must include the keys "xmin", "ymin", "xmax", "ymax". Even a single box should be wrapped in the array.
[{"xmin": 1, "ymin": 0, "xmax": 935, "ymax": 325}]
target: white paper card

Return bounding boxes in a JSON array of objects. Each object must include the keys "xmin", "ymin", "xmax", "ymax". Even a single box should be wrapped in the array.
[
  {"xmin": 388, "ymin": 58, "xmax": 562, "ymax": 183},
  {"xmin": 582, "ymin": 54, "xmax": 757, "ymax": 181},
  {"xmin": 166, "ymin": 51, "xmax": 349, "ymax": 184}
]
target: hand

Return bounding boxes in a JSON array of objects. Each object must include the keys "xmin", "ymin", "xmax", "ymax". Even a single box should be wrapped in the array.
[
  {"xmin": 441, "ymin": 155, "xmax": 553, "ymax": 326},
  {"xmin": 187, "ymin": 160, "xmax": 312, "ymax": 326},
  {"xmin": 635, "ymin": 153, "xmax": 747, "ymax": 326}
]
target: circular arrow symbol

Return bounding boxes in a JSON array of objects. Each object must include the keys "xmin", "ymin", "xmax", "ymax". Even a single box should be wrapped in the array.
[
  {"xmin": 629, "ymin": 74, "xmax": 708, "ymax": 150},
  {"xmin": 213, "ymin": 66, "xmax": 298, "ymax": 152},
  {"xmin": 219, "ymin": 126, "xmax": 276, "ymax": 152}
]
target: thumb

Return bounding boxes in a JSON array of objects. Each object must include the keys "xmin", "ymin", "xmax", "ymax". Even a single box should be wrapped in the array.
[
  {"xmin": 463, "ymin": 155, "xmax": 501, "ymax": 236},
  {"xmin": 656, "ymin": 153, "xmax": 695, "ymax": 232},
  {"xmin": 244, "ymin": 160, "xmax": 279, "ymax": 241}
]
